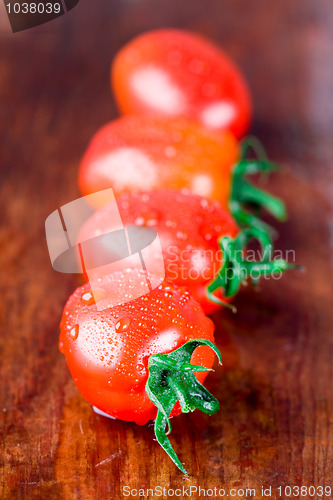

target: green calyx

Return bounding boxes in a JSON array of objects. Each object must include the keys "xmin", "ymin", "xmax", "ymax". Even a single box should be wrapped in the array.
[
  {"xmin": 207, "ymin": 226, "xmax": 298, "ymax": 309},
  {"xmin": 230, "ymin": 136, "xmax": 287, "ymax": 237},
  {"xmin": 145, "ymin": 339, "xmax": 221, "ymax": 475}
]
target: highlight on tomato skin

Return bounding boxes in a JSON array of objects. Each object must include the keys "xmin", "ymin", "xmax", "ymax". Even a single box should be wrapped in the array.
[
  {"xmin": 59, "ymin": 269, "xmax": 217, "ymax": 426},
  {"xmin": 78, "ymin": 189, "xmax": 239, "ymax": 315},
  {"xmin": 78, "ymin": 115, "xmax": 239, "ymax": 210},
  {"xmin": 111, "ymin": 29, "xmax": 252, "ymax": 139}
]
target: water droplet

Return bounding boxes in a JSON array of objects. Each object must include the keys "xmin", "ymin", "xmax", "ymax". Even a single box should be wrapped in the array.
[
  {"xmin": 200, "ymin": 222, "xmax": 216, "ymax": 241},
  {"xmin": 188, "ymin": 58, "xmax": 205, "ymax": 75},
  {"xmin": 115, "ymin": 317, "xmax": 132, "ymax": 333},
  {"xmin": 135, "ymin": 216, "xmax": 145, "ymax": 225},
  {"xmin": 165, "ymin": 219, "xmax": 177, "ymax": 228},
  {"xmin": 135, "ymin": 210, "xmax": 160, "ymax": 227},
  {"xmin": 70, "ymin": 324, "xmax": 79, "ymax": 340},
  {"xmin": 59, "ymin": 341, "xmax": 64, "ymax": 353},
  {"xmin": 81, "ymin": 291, "xmax": 95, "ymax": 305},
  {"xmin": 136, "ymin": 362, "xmax": 145, "ymax": 372},
  {"xmin": 164, "ymin": 146, "xmax": 177, "ymax": 158},
  {"xmin": 176, "ymin": 231, "xmax": 188, "ymax": 240},
  {"xmin": 140, "ymin": 193, "xmax": 150, "ymax": 203}
]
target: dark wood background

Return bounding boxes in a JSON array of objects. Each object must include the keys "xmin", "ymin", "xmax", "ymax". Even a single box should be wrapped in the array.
[{"xmin": 1, "ymin": 0, "xmax": 333, "ymax": 498}]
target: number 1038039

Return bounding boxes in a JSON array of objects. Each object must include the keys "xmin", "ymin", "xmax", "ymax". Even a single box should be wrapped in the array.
[
  {"xmin": 6, "ymin": 2, "xmax": 62, "ymax": 14},
  {"xmin": 277, "ymin": 485, "xmax": 331, "ymax": 497}
]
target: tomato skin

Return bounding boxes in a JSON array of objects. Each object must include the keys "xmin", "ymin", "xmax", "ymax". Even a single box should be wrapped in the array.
[
  {"xmin": 59, "ymin": 269, "xmax": 216, "ymax": 425},
  {"xmin": 78, "ymin": 115, "xmax": 239, "ymax": 210},
  {"xmin": 79, "ymin": 190, "xmax": 239, "ymax": 314},
  {"xmin": 112, "ymin": 29, "xmax": 252, "ymax": 139}
]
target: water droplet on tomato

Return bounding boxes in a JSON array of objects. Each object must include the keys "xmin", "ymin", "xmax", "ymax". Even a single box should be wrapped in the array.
[
  {"xmin": 165, "ymin": 219, "xmax": 177, "ymax": 228},
  {"xmin": 59, "ymin": 341, "xmax": 64, "ymax": 353},
  {"xmin": 164, "ymin": 145, "xmax": 177, "ymax": 158},
  {"xmin": 70, "ymin": 324, "xmax": 79, "ymax": 340},
  {"xmin": 135, "ymin": 210, "xmax": 159, "ymax": 227},
  {"xmin": 115, "ymin": 317, "xmax": 132, "ymax": 333},
  {"xmin": 176, "ymin": 231, "xmax": 188, "ymax": 240},
  {"xmin": 195, "ymin": 214, "xmax": 204, "ymax": 224},
  {"xmin": 159, "ymin": 282, "xmax": 172, "ymax": 291},
  {"xmin": 200, "ymin": 198, "xmax": 209, "ymax": 209},
  {"xmin": 199, "ymin": 222, "xmax": 217, "ymax": 241},
  {"xmin": 136, "ymin": 362, "xmax": 145, "ymax": 372},
  {"xmin": 140, "ymin": 193, "xmax": 150, "ymax": 203},
  {"xmin": 147, "ymin": 211, "xmax": 160, "ymax": 226},
  {"xmin": 188, "ymin": 58, "xmax": 206, "ymax": 75},
  {"xmin": 135, "ymin": 216, "xmax": 144, "ymax": 225},
  {"xmin": 81, "ymin": 291, "xmax": 95, "ymax": 305}
]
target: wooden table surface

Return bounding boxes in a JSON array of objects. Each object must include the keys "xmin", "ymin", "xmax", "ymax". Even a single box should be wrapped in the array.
[{"xmin": 1, "ymin": 0, "xmax": 333, "ymax": 498}]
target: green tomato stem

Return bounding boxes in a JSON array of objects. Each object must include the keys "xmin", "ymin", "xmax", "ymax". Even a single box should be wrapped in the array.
[
  {"xmin": 145, "ymin": 339, "xmax": 221, "ymax": 475},
  {"xmin": 230, "ymin": 136, "xmax": 287, "ymax": 238},
  {"xmin": 207, "ymin": 227, "xmax": 298, "ymax": 306}
]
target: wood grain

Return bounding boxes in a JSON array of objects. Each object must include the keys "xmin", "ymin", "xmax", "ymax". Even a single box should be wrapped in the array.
[{"xmin": 1, "ymin": 0, "xmax": 333, "ymax": 498}]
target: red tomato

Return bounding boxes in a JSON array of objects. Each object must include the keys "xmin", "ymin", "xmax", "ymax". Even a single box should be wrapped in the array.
[
  {"xmin": 79, "ymin": 190, "xmax": 292, "ymax": 315},
  {"xmin": 112, "ymin": 29, "xmax": 252, "ymax": 139},
  {"xmin": 59, "ymin": 268, "xmax": 220, "ymax": 473},
  {"xmin": 78, "ymin": 115, "xmax": 239, "ymax": 210},
  {"xmin": 79, "ymin": 190, "xmax": 239, "ymax": 314}
]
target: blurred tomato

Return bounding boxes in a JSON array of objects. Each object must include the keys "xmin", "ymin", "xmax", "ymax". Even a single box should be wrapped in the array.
[
  {"xmin": 111, "ymin": 29, "xmax": 252, "ymax": 139},
  {"xmin": 78, "ymin": 115, "xmax": 239, "ymax": 209}
]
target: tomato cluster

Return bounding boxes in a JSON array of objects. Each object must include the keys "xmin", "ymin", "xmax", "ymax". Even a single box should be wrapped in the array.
[{"xmin": 57, "ymin": 29, "xmax": 295, "ymax": 474}]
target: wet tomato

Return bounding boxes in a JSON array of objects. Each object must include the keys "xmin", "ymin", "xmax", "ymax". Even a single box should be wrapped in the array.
[
  {"xmin": 78, "ymin": 115, "xmax": 239, "ymax": 210},
  {"xmin": 111, "ymin": 29, "xmax": 252, "ymax": 139},
  {"xmin": 59, "ymin": 268, "xmax": 221, "ymax": 473},
  {"xmin": 79, "ymin": 190, "xmax": 290, "ymax": 315}
]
